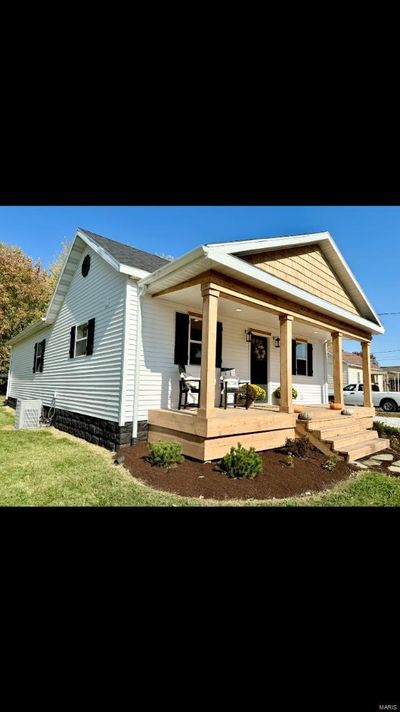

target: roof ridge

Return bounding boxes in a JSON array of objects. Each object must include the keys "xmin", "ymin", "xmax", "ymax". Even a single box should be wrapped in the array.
[{"xmin": 78, "ymin": 228, "xmax": 168, "ymax": 260}]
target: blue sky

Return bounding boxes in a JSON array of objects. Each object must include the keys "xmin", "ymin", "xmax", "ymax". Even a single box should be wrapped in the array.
[{"xmin": 0, "ymin": 205, "xmax": 399, "ymax": 364}]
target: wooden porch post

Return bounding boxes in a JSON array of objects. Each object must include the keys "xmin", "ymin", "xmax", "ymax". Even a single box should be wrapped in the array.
[
  {"xmin": 362, "ymin": 340, "xmax": 373, "ymax": 408},
  {"xmin": 199, "ymin": 284, "xmax": 220, "ymax": 417},
  {"xmin": 279, "ymin": 314, "xmax": 294, "ymax": 413},
  {"xmin": 331, "ymin": 331, "xmax": 343, "ymax": 406}
]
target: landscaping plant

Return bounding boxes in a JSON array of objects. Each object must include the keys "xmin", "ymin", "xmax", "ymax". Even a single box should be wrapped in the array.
[
  {"xmin": 285, "ymin": 453, "xmax": 294, "ymax": 467},
  {"xmin": 322, "ymin": 456, "xmax": 339, "ymax": 471},
  {"xmin": 273, "ymin": 386, "xmax": 298, "ymax": 400},
  {"xmin": 283, "ymin": 436, "xmax": 313, "ymax": 457},
  {"xmin": 373, "ymin": 421, "xmax": 400, "ymax": 439},
  {"xmin": 147, "ymin": 441, "xmax": 184, "ymax": 468},
  {"xmin": 220, "ymin": 442, "xmax": 263, "ymax": 479}
]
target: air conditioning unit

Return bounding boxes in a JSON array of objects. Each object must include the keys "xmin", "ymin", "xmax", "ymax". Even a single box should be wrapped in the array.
[{"xmin": 15, "ymin": 399, "xmax": 42, "ymax": 429}]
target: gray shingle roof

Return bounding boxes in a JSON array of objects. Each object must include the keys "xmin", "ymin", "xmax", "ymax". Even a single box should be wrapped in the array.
[{"xmin": 79, "ymin": 228, "xmax": 170, "ymax": 273}]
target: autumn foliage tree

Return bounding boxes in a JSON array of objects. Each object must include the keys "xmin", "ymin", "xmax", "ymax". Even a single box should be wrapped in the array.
[{"xmin": 0, "ymin": 243, "xmax": 55, "ymax": 378}]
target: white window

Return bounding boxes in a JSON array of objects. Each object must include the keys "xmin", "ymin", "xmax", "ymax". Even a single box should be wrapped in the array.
[
  {"xmin": 75, "ymin": 322, "xmax": 88, "ymax": 357},
  {"xmin": 189, "ymin": 317, "xmax": 202, "ymax": 365},
  {"xmin": 295, "ymin": 341, "xmax": 307, "ymax": 376}
]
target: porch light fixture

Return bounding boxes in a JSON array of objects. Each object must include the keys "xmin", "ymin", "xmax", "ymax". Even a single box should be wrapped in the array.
[
  {"xmin": 245, "ymin": 329, "xmax": 252, "ymax": 343},
  {"xmin": 274, "ymin": 336, "xmax": 280, "ymax": 348}
]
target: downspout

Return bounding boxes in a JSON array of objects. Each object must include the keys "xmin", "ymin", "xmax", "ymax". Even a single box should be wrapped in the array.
[
  {"xmin": 322, "ymin": 339, "xmax": 330, "ymax": 404},
  {"xmin": 5, "ymin": 349, "xmax": 12, "ymax": 399},
  {"xmin": 132, "ymin": 283, "xmax": 145, "ymax": 441}
]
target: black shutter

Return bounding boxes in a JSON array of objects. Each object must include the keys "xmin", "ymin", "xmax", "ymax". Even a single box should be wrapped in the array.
[
  {"xmin": 86, "ymin": 318, "xmax": 95, "ymax": 355},
  {"xmin": 216, "ymin": 321, "xmax": 223, "ymax": 368},
  {"xmin": 39, "ymin": 339, "xmax": 46, "ymax": 372},
  {"xmin": 307, "ymin": 343, "xmax": 313, "ymax": 377},
  {"xmin": 69, "ymin": 326, "xmax": 76, "ymax": 358},
  {"xmin": 292, "ymin": 340, "xmax": 297, "ymax": 375},
  {"xmin": 174, "ymin": 313, "xmax": 189, "ymax": 365},
  {"xmin": 33, "ymin": 342, "xmax": 38, "ymax": 373}
]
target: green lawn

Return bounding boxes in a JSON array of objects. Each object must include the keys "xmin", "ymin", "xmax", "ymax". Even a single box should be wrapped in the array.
[{"xmin": 1, "ymin": 397, "xmax": 400, "ymax": 506}]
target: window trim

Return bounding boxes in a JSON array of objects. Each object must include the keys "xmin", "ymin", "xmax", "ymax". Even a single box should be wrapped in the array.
[
  {"xmin": 295, "ymin": 340, "xmax": 308, "ymax": 376},
  {"xmin": 34, "ymin": 340, "xmax": 44, "ymax": 372},
  {"xmin": 74, "ymin": 321, "xmax": 89, "ymax": 358},
  {"xmin": 188, "ymin": 316, "xmax": 202, "ymax": 366}
]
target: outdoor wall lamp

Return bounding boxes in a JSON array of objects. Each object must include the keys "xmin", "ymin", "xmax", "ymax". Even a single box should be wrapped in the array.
[
  {"xmin": 273, "ymin": 336, "xmax": 281, "ymax": 348},
  {"xmin": 245, "ymin": 330, "xmax": 252, "ymax": 343}
]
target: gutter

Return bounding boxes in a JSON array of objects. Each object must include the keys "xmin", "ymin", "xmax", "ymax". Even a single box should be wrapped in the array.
[{"xmin": 138, "ymin": 245, "xmax": 207, "ymax": 289}]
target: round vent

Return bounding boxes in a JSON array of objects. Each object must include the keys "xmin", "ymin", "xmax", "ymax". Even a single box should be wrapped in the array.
[{"xmin": 82, "ymin": 255, "xmax": 91, "ymax": 277}]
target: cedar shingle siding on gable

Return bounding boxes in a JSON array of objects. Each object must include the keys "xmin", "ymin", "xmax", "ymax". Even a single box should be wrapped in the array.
[{"xmin": 240, "ymin": 245, "xmax": 360, "ymax": 316}]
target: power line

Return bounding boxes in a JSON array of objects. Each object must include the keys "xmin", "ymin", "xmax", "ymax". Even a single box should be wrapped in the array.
[
  {"xmin": 374, "ymin": 349, "xmax": 400, "ymax": 354},
  {"xmin": 377, "ymin": 312, "xmax": 400, "ymax": 315}
]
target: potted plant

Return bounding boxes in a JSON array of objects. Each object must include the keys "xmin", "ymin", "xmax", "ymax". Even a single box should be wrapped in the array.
[
  {"xmin": 237, "ymin": 383, "xmax": 266, "ymax": 408},
  {"xmin": 272, "ymin": 386, "xmax": 298, "ymax": 406}
]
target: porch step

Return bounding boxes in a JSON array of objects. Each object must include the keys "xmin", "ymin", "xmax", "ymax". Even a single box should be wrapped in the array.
[
  {"xmin": 325, "ymin": 429, "xmax": 378, "ymax": 451},
  {"xmin": 340, "ymin": 437, "xmax": 390, "ymax": 464},
  {"xmin": 308, "ymin": 417, "xmax": 374, "ymax": 440}
]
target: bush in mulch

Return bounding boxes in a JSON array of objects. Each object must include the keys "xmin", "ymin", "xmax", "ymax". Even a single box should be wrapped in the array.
[
  {"xmin": 147, "ymin": 441, "xmax": 184, "ymax": 468},
  {"xmin": 219, "ymin": 443, "xmax": 263, "ymax": 479},
  {"xmin": 118, "ymin": 443, "xmax": 355, "ymax": 501},
  {"xmin": 281, "ymin": 436, "xmax": 315, "ymax": 458}
]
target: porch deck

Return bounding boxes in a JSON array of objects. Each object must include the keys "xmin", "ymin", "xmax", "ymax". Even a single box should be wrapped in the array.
[{"xmin": 147, "ymin": 404, "xmax": 376, "ymax": 461}]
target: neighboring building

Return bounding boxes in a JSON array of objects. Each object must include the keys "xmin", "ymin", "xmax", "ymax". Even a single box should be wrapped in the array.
[
  {"xmin": 327, "ymin": 350, "xmax": 386, "ymax": 394},
  {"xmin": 378, "ymin": 366, "xmax": 400, "ymax": 392},
  {"xmin": 6, "ymin": 229, "xmax": 385, "ymax": 461}
]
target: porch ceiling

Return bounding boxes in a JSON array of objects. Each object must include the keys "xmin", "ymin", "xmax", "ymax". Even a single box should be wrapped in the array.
[{"xmin": 157, "ymin": 286, "xmax": 332, "ymax": 341}]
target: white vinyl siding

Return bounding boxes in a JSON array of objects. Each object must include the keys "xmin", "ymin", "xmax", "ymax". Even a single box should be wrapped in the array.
[
  {"xmin": 136, "ymin": 295, "xmax": 327, "ymax": 420},
  {"xmin": 8, "ymin": 248, "xmax": 127, "ymax": 422}
]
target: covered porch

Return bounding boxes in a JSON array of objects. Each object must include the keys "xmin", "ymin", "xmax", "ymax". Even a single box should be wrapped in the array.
[{"xmin": 145, "ymin": 268, "xmax": 375, "ymax": 461}]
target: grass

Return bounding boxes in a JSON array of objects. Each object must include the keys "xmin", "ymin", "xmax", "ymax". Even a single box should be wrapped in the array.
[{"xmin": 1, "ymin": 396, "xmax": 400, "ymax": 506}]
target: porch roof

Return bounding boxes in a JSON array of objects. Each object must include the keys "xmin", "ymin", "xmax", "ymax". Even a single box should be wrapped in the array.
[{"xmin": 139, "ymin": 233, "xmax": 384, "ymax": 336}]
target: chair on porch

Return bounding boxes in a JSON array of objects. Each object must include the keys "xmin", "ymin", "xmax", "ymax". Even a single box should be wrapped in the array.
[
  {"xmin": 219, "ymin": 368, "xmax": 251, "ymax": 409},
  {"xmin": 178, "ymin": 364, "xmax": 201, "ymax": 409}
]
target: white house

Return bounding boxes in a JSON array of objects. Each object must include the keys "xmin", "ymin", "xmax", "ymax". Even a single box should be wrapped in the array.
[
  {"xmin": 327, "ymin": 350, "xmax": 386, "ymax": 395},
  {"xmin": 6, "ymin": 228, "xmax": 386, "ymax": 461}
]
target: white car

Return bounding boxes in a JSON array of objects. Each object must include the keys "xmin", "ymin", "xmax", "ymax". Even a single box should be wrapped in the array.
[{"xmin": 343, "ymin": 383, "xmax": 400, "ymax": 412}]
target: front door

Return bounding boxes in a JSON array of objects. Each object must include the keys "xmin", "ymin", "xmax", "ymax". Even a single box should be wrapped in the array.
[{"xmin": 250, "ymin": 335, "xmax": 268, "ymax": 402}]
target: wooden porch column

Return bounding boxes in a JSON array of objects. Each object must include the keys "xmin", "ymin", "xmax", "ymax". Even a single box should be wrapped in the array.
[
  {"xmin": 199, "ymin": 285, "xmax": 220, "ymax": 417},
  {"xmin": 362, "ymin": 340, "xmax": 373, "ymax": 408},
  {"xmin": 279, "ymin": 314, "xmax": 294, "ymax": 413},
  {"xmin": 331, "ymin": 331, "xmax": 343, "ymax": 406}
]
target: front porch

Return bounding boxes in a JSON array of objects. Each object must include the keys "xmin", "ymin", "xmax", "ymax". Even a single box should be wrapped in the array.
[{"xmin": 144, "ymin": 264, "xmax": 377, "ymax": 460}]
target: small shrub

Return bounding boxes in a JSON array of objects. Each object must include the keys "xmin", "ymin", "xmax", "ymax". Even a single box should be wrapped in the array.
[
  {"xmin": 220, "ymin": 442, "xmax": 263, "ymax": 479},
  {"xmin": 390, "ymin": 435, "xmax": 400, "ymax": 450},
  {"xmin": 285, "ymin": 453, "xmax": 294, "ymax": 467},
  {"xmin": 148, "ymin": 441, "xmax": 184, "ymax": 468},
  {"xmin": 273, "ymin": 386, "xmax": 298, "ymax": 400},
  {"xmin": 322, "ymin": 456, "xmax": 339, "ymax": 471},
  {"xmin": 373, "ymin": 421, "xmax": 400, "ymax": 438},
  {"xmin": 283, "ymin": 436, "xmax": 313, "ymax": 458},
  {"xmin": 298, "ymin": 411, "xmax": 312, "ymax": 421}
]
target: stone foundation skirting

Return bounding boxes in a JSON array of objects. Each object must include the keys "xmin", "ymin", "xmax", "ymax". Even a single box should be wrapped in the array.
[{"xmin": 4, "ymin": 398, "xmax": 150, "ymax": 451}]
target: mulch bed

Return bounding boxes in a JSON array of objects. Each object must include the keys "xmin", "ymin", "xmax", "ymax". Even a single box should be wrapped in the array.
[{"xmin": 117, "ymin": 442, "xmax": 358, "ymax": 501}]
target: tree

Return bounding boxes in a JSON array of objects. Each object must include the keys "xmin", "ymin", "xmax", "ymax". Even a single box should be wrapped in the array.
[
  {"xmin": 352, "ymin": 350, "xmax": 379, "ymax": 367},
  {"xmin": 0, "ymin": 243, "xmax": 53, "ymax": 377},
  {"xmin": 48, "ymin": 237, "xmax": 71, "ymax": 289}
]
